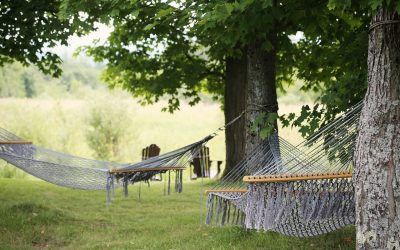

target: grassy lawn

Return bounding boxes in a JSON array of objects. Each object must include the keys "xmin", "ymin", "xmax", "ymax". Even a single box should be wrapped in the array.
[{"xmin": 0, "ymin": 178, "xmax": 355, "ymax": 250}]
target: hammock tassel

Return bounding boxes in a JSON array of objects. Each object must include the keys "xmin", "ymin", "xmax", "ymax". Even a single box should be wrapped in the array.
[
  {"xmin": 106, "ymin": 172, "xmax": 112, "ymax": 205},
  {"xmin": 123, "ymin": 173, "xmax": 128, "ymax": 198},
  {"xmin": 168, "ymin": 170, "xmax": 171, "ymax": 195}
]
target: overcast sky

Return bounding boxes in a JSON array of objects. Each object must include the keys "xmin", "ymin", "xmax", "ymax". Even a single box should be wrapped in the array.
[
  {"xmin": 51, "ymin": 23, "xmax": 303, "ymax": 61},
  {"xmin": 50, "ymin": 24, "xmax": 113, "ymax": 60}
]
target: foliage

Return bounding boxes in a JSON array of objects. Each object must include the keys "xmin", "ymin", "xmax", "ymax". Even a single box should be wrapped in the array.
[
  {"xmin": 0, "ymin": 63, "xmax": 28, "ymax": 97},
  {"xmin": 0, "ymin": 178, "xmax": 356, "ymax": 249},
  {"xmin": 283, "ymin": 0, "xmax": 400, "ymax": 138},
  {"xmin": 328, "ymin": 0, "xmax": 400, "ymax": 14},
  {"xmin": 3, "ymin": 0, "xmax": 398, "ymax": 143},
  {"xmin": 86, "ymin": 101, "xmax": 132, "ymax": 162},
  {"xmin": 2, "ymin": 0, "xmax": 393, "ymax": 139},
  {"xmin": 61, "ymin": 0, "xmax": 346, "ymax": 114},
  {"xmin": 251, "ymin": 112, "xmax": 279, "ymax": 139},
  {"xmin": 0, "ymin": 0, "xmax": 93, "ymax": 77},
  {"xmin": 60, "ymin": 0, "xmax": 380, "ymax": 140},
  {"xmin": 280, "ymin": 2, "xmax": 369, "ymax": 137}
]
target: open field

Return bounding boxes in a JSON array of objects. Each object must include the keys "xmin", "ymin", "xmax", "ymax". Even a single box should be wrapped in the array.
[
  {"xmin": 0, "ymin": 96, "xmax": 304, "ymax": 179},
  {"xmin": 0, "ymin": 178, "xmax": 355, "ymax": 250}
]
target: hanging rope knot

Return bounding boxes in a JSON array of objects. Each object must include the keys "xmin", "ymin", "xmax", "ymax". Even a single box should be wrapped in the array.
[
  {"xmin": 369, "ymin": 20, "xmax": 400, "ymax": 33},
  {"xmin": 247, "ymin": 102, "xmax": 279, "ymax": 113}
]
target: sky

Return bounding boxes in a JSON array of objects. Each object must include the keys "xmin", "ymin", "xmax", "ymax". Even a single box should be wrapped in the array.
[
  {"xmin": 51, "ymin": 23, "xmax": 304, "ymax": 61},
  {"xmin": 50, "ymin": 24, "xmax": 113, "ymax": 60}
]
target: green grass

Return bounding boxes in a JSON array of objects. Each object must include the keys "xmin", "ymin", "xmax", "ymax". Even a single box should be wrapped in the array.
[{"xmin": 0, "ymin": 178, "xmax": 355, "ymax": 250}]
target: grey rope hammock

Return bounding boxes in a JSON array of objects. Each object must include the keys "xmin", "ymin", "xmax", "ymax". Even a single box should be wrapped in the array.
[
  {"xmin": 0, "ymin": 126, "xmax": 214, "ymax": 203},
  {"xmin": 205, "ymin": 101, "xmax": 362, "ymax": 237}
]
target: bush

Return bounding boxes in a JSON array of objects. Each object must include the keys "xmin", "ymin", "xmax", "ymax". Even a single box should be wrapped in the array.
[{"xmin": 86, "ymin": 100, "xmax": 137, "ymax": 162}]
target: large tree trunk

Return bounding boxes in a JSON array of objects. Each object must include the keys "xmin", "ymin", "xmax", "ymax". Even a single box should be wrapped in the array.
[
  {"xmin": 245, "ymin": 40, "xmax": 278, "ymax": 172},
  {"xmin": 223, "ymin": 38, "xmax": 278, "ymax": 177},
  {"xmin": 223, "ymin": 55, "xmax": 247, "ymax": 176},
  {"xmin": 354, "ymin": 9, "xmax": 400, "ymax": 249}
]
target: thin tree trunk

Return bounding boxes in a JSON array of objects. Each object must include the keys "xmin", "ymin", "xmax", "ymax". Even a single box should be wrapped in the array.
[
  {"xmin": 354, "ymin": 8, "xmax": 400, "ymax": 249},
  {"xmin": 223, "ymin": 55, "xmax": 247, "ymax": 176},
  {"xmin": 245, "ymin": 40, "xmax": 278, "ymax": 173}
]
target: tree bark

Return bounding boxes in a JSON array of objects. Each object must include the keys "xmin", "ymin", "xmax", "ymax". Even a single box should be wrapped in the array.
[
  {"xmin": 223, "ymin": 37, "xmax": 278, "ymax": 177},
  {"xmin": 354, "ymin": 8, "xmax": 400, "ymax": 249},
  {"xmin": 245, "ymin": 40, "xmax": 278, "ymax": 172},
  {"xmin": 223, "ymin": 55, "xmax": 247, "ymax": 176}
]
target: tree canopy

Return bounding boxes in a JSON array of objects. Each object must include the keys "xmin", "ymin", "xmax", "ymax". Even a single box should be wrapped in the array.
[
  {"xmin": 59, "ymin": 0, "xmax": 376, "ymax": 136},
  {"xmin": 1, "ymin": 0, "xmax": 398, "ymax": 128},
  {"xmin": 0, "ymin": 0, "xmax": 92, "ymax": 77}
]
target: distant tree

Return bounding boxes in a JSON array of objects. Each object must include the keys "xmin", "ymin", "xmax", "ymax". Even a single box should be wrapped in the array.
[
  {"xmin": 0, "ymin": 63, "xmax": 26, "ymax": 97},
  {"xmin": 21, "ymin": 72, "xmax": 35, "ymax": 98},
  {"xmin": 0, "ymin": 60, "xmax": 105, "ymax": 98},
  {"xmin": 86, "ymin": 103, "xmax": 130, "ymax": 161}
]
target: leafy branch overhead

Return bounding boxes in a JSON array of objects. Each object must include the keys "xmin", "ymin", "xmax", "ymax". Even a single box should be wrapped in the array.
[
  {"xmin": 61, "ymin": 0, "xmax": 371, "ymax": 124},
  {"xmin": 59, "ymin": 0, "xmax": 319, "ymax": 113},
  {"xmin": 0, "ymin": 0, "xmax": 94, "ymax": 77}
]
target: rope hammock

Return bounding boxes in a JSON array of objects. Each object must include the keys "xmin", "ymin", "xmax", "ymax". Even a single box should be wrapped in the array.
[
  {"xmin": 0, "ymin": 127, "xmax": 213, "ymax": 203},
  {"xmin": 206, "ymin": 102, "xmax": 362, "ymax": 237}
]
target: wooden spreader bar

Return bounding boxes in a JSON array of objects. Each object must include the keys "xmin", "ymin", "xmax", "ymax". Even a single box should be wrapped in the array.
[
  {"xmin": 0, "ymin": 141, "xmax": 32, "ymax": 145},
  {"xmin": 205, "ymin": 189, "xmax": 248, "ymax": 195},
  {"xmin": 243, "ymin": 171, "xmax": 352, "ymax": 183},
  {"xmin": 110, "ymin": 166, "xmax": 185, "ymax": 174}
]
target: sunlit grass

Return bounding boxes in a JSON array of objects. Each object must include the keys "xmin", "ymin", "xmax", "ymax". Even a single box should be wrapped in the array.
[{"xmin": 0, "ymin": 178, "xmax": 355, "ymax": 249}]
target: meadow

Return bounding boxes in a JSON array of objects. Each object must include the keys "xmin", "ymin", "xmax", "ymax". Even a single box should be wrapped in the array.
[
  {"xmin": 0, "ymin": 178, "xmax": 355, "ymax": 250},
  {"xmin": 0, "ymin": 90, "xmax": 305, "ymax": 179}
]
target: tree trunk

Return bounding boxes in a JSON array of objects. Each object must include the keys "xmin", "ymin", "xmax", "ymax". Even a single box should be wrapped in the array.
[
  {"xmin": 245, "ymin": 40, "xmax": 278, "ymax": 172},
  {"xmin": 223, "ymin": 38, "xmax": 278, "ymax": 177},
  {"xmin": 354, "ymin": 8, "xmax": 400, "ymax": 249},
  {"xmin": 223, "ymin": 55, "xmax": 247, "ymax": 176}
]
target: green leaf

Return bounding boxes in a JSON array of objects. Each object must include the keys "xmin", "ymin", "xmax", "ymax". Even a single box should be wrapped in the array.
[
  {"xmin": 298, "ymin": 126, "xmax": 310, "ymax": 137},
  {"xmin": 214, "ymin": 3, "xmax": 234, "ymax": 22},
  {"xmin": 327, "ymin": 0, "xmax": 337, "ymax": 10},
  {"xmin": 261, "ymin": 0, "xmax": 273, "ymax": 9},
  {"xmin": 156, "ymin": 7, "xmax": 175, "ymax": 18},
  {"xmin": 237, "ymin": 0, "xmax": 254, "ymax": 12},
  {"xmin": 260, "ymin": 127, "xmax": 273, "ymax": 139},
  {"xmin": 144, "ymin": 22, "xmax": 158, "ymax": 31},
  {"xmin": 131, "ymin": 10, "xmax": 140, "ymax": 18},
  {"xmin": 369, "ymin": 0, "xmax": 383, "ymax": 11},
  {"xmin": 266, "ymin": 112, "xmax": 278, "ymax": 124}
]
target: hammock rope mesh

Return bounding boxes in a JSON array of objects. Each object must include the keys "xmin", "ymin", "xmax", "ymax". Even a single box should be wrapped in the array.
[
  {"xmin": 0, "ymin": 127, "xmax": 213, "ymax": 201},
  {"xmin": 206, "ymin": 102, "xmax": 362, "ymax": 237}
]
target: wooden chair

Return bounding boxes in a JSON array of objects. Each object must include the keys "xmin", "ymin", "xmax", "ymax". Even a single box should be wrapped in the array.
[
  {"xmin": 142, "ymin": 144, "xmax": 161, "ymax": 181},
  {"xmin": 190, "ymin": 146, "xmax": 223, "ymax": 179}
]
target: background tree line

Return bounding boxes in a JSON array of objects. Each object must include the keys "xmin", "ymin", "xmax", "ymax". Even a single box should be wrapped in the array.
[{"xmin": 0, "ymin": 60, "xmax": 105, "ymax": 98}]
